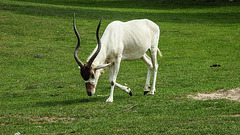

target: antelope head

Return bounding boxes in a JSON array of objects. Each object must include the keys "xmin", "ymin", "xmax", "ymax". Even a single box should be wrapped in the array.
[{"xmin": 73, "ymin": 14, "xmax": 111, "ymax": 96}]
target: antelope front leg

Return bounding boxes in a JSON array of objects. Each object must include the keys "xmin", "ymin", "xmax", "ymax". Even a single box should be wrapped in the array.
[
  {"xmin": 106, "ymin": 83, "xmax": 115, "ymax": 102},
  {"xmin": 115, "ymin": 83, "xmax": 132, "ymax": 96},
  {"xmin": 106, "ymin": 58, "xmax": 121, "ymax": 102}
]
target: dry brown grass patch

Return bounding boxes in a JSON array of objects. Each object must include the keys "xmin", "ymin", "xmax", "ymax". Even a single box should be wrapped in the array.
[{"xmin": 188, "ymin": 87, "xmax": 240, "ymax": 102}]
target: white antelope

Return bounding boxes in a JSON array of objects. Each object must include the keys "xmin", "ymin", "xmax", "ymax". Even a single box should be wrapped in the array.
[{"xmin": 73, "ymin": 14, "xmax": 162, "ymax": 102}]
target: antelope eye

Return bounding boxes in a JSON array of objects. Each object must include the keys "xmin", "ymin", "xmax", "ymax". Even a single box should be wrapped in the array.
[{"xmin": 91, "ymin": 74, "xmax": 95, "ymax": 78}]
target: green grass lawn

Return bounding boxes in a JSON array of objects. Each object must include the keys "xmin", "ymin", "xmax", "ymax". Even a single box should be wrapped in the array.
[{"xmin": 1, "ymin": 0, "xmax": 240, "ymax": 134}]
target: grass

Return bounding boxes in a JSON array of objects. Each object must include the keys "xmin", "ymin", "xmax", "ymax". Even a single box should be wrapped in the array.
[{"xmin": 1, "ymin": 0, "xmax": 240, "ymax": 134}]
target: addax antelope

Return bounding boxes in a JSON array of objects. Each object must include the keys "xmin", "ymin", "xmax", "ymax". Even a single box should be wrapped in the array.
[{"xmin": 73, "ymin": 14, "xmax": 162, "ymax": 102}]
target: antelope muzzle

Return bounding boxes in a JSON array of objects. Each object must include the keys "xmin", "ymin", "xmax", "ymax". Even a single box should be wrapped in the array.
[{"xmin": 85, "ymin": 83, "xmax": 95, "ymax": 96}]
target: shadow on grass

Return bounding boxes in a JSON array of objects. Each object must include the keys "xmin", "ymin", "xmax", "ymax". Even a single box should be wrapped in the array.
[
  {"xmin": 32, "ymin": 92, "xmax": 137, "ymax": 107},
  {"xmin": 33, "ymin": 97, "xmax": 107, "ymax": 107},
  {"xmin": 2, "ymin": 0, "xmax": 240, "ymax": 24}
]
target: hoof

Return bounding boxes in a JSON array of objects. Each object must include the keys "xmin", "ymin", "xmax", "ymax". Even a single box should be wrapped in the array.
[
  {"xmin": 129, "ymin": 91, "xmax": 132, "ymax": 96},
  {"xmin": 144, "ymin": 91, "xmax": 149, "ymax": 95},
  {"xmin": 106, "ymin": 97, "xmax": 113, "ymax": 102},
  {"xmin": 149, "ymin": 91, "xmax": 155, "ymax": 95}
]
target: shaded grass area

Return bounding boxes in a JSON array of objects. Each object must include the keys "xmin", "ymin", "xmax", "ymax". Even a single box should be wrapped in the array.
[
  {"xmin": 11, "ymin": 0, "xmax": 240, "ymax": 9},
  {"xmin": 1, "ymin": 0, "xmax": 240, "ymax": 134}
]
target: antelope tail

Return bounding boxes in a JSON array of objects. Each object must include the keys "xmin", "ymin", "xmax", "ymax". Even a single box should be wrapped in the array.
[{"xmin": 157, "ymin": 48, "xmax": 163, "ymax": 57}]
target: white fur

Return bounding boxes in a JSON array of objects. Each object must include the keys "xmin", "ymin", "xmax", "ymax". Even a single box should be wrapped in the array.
[{"xmin": 88, "ymin": 19, "xmax": 162, "ymax": 102}]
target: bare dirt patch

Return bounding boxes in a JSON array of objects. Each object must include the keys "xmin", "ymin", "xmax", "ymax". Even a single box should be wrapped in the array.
[
  {"xmin": 0, "ymin": 115, "xmax": 75, "ymax": 126},
  {"xmin": 29, "ymin": 116, "xmax": 75, "ymax": 124},
  {"xmin": 188, "ymin": 87, "xmax": 240, "ymax": 102},
  {"xmin": 220, "ymin": 114, "xmax": 240, "ymax": 117}
]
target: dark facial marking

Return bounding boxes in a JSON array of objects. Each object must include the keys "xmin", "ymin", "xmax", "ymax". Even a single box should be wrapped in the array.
[{"xmin": 80, "ymin": 66, "xmax": 93, "ymax": 81}]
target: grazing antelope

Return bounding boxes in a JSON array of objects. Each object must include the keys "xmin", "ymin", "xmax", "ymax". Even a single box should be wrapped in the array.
[{"xmin": 73, "ymin": 14, "xmax": 162, "ymax": 102}]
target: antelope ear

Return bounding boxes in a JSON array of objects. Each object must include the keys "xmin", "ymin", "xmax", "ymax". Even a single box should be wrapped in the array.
[{"xmin": 94, "ymin": 63, "xmax": 112, "ymax": 70}]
